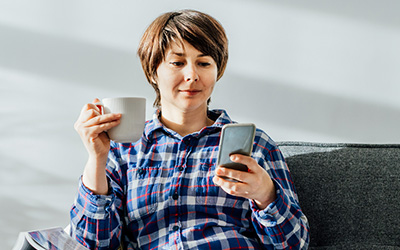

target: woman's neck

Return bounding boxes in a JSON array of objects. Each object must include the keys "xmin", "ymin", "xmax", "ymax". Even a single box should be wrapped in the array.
[{"xmin": 160, "ymin": 108, "xmax": 214, "ymax": 137}]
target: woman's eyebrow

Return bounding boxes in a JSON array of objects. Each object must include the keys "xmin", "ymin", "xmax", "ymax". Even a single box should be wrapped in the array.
[
  {"xmin": 168, "ymin": 51, "xmax": 209, "ymax": 58},
  {"xmin": 198, "ymin": 54, "xmax": 209, "ymax": 58},
  {"xmin": 171, "ymin": 52, "xmax": 185, "ymax": 57}
]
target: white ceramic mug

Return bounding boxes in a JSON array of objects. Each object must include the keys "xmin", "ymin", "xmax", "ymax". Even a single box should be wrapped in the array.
[{"xmin": 100, "ymin": 97, "xmax": 146, "ymax": 143}]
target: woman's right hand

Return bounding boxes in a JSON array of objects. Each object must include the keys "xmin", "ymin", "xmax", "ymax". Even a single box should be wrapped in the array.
[{"xmin": 74, "ymin": 98, "xmax": 122, "ymax": 162}]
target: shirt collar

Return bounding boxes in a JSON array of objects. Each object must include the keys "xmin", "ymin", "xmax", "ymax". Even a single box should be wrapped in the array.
[{"xmin": 143, "ymin": 109, "xmax": 234, "ymax": 141}]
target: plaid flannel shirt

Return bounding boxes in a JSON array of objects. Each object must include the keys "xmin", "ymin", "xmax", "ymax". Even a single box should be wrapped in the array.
[{"xmin": 70, "ymin": 109, "xmax": 309, "ymax": 249}]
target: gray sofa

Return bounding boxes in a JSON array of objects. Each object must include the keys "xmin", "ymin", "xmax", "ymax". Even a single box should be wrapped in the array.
[{"xmin": 277, "ymin": 142, "xmax": 400, "ymax": 250}]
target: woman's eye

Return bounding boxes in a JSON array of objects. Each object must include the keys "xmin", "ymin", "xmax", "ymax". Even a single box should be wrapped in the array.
[
  {"xmin": 199, "ymin": 62, "xmax": 211, "ymax": 67},
  {"xmin": 170, "ymin": 62, "xmax": 184, "ymax": 66}
]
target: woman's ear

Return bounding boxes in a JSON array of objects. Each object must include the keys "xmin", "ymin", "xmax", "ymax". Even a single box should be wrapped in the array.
[{"xmin": 150, "ymin": 74, "xmax": 157, "ymax": 84}]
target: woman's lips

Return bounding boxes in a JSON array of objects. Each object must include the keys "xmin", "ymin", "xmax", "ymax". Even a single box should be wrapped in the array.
[{"xmin": 180, "ymin": 89, "xmax": 201, "ymax": 96}]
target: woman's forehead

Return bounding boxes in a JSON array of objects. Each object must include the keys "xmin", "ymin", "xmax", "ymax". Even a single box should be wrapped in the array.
[{"xmin": 165, "ymin": 41, "xmax": 207, "ymax": 58}]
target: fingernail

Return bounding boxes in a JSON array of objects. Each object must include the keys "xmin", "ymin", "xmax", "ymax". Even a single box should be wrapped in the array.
[{"xmin": 230, "ymin": 155, "xmax": 236, "ymax": 161}]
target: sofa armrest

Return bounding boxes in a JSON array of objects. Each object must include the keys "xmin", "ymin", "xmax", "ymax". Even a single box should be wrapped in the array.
[{"xmin": 277, "ymin": 142, "xmax": 400, "ymax": 249}]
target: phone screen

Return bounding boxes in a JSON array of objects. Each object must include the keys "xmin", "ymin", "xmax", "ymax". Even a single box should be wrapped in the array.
[{"xmin": 217, "ymin": 123, "xmax": 256, "ymax": 172}]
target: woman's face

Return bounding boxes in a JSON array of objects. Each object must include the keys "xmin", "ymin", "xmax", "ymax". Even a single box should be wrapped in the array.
[{"xmin": 155, "ymin": 40, "xmax": 218, "ymax": 114}]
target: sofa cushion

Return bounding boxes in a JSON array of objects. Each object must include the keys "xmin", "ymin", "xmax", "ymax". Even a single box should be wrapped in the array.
[{"xmin": 277, "ymin": 142, "xmax": 400, "ymax": 249}]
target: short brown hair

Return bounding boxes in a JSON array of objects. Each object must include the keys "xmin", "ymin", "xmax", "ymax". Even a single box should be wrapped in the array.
[{"xmin": 137, "ymin": 9, "xmax": 229, "ymax": 107}]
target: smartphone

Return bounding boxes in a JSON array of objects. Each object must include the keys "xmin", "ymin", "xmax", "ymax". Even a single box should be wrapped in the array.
[{"xmin": 217, "ymin": 123, "xmax": 256, "ymax": 172}]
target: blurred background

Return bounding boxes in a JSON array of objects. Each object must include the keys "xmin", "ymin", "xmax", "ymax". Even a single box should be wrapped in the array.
[{"xmin": 1, "ymin": 0, "xmax": 399, "ymax": 248}]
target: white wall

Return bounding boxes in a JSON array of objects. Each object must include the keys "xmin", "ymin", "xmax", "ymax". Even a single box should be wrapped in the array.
[{"xmin": 1, "ymin": 0, "xmax": 399, "ymax": 248}]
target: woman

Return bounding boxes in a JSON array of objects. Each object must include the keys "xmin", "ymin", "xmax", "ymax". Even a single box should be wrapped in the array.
[{"xmin": 71, "ymin": 9, "xmax": 309, "ymax": 249}]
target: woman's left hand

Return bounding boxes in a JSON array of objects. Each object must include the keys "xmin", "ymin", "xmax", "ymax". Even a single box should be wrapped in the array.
[{"xmin": 213, "ymin": 154, "xmax": 277, "ymax": 210}]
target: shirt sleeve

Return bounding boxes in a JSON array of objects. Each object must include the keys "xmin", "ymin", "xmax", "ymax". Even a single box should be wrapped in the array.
[
  {"xmin": 70, "ymin": 146, "xmax": 126, "ymax": 250},
  {"xmin": 249, "ymin": 134, "xmax": 310, "ymax": 249}
]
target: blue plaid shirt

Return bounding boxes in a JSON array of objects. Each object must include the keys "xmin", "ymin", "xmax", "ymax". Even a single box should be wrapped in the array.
[{"xmin": 70, "ymin": 110, "xmax": 309, "ymax": 249}]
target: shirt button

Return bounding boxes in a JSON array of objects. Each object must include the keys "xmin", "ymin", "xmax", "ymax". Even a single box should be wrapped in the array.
[
  {"xmin": 172, "ymin": 192, "xmax": 179, "ymax": 200},
  {"xmin": 172, "ymin": 225, "xmax": 179, "ymax": 232},
  {"xmin": 137, "ymin": 168, "xmax": 144, "ymax": 175},
  {"xmin": 178, "ymin": 166, "xmax": 184, "ymax": 171}
]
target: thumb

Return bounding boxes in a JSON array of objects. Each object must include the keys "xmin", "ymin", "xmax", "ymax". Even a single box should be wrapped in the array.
[
  {"xmin": 92, "ymin": 98, "xmax": 103, "ymax": 114},
  {"xmin": 93, "ymin": 98, "xmax": 101, "ymax": 104}
]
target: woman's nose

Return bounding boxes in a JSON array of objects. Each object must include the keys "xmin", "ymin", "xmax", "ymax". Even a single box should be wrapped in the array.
[{"xmin": 184, "ymin": 64, "xmax": 199, "ymax": 82}]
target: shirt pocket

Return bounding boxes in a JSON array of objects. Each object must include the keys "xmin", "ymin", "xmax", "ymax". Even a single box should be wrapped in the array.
[{"xmin": 126, "ymin": 164, "xmax": 164, "ymax": 221}]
